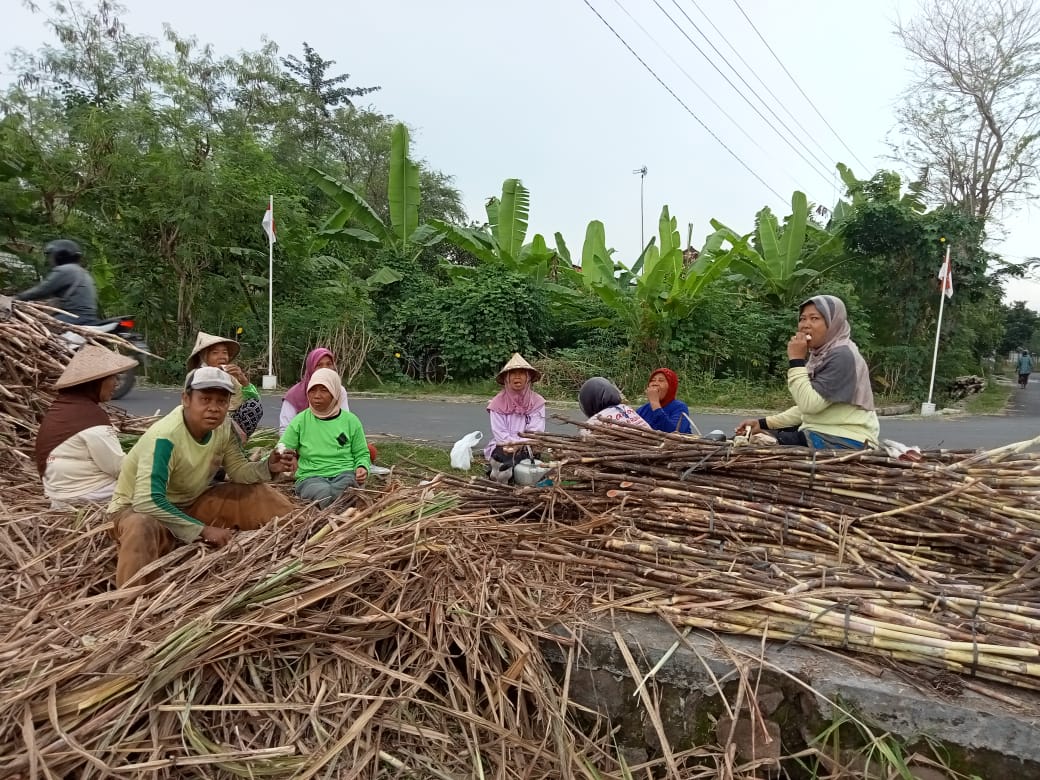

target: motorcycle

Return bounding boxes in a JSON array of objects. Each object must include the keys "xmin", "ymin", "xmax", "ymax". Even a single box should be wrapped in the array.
[
  {"xmin": 0, "ymin": 293, "xmax": 148, "ymax": 400},
  {"xmin": 62, "ymin": 316, "xmax": 150, "ymax": 400}
]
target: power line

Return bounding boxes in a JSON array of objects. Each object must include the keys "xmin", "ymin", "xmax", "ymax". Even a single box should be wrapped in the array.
[
  {"xmin": 649, "ymin": 0, "xmax": 836, "ymax": 186},
  {"xmin": 682, "ymin": 0, "xmax": 841, "ymax": 173},
  {"xmin": 730, "ymin": 0, "xmax": 872, "ymax": 173},
  {"xmin": 580, "ymin": 0, "xmax": 788, "ymax": 204},
  {"xmin": 608, "ymin": 0, "xmax": 803, "ymax": 190}
]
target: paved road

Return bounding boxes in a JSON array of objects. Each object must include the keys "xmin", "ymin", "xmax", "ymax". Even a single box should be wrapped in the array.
[{"xmin": 113, "ymin": 383, "xmax": 1040, "ymax": 451}]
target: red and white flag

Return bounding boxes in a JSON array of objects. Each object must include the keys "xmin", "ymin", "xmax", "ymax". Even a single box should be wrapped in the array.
[
  {"xmin": 261, "ymin": 204, "xmax": 276, "ymax": 244},
  {"xmin": 937, "ymin": 252, "xmax": 953, "ymax": 299}
]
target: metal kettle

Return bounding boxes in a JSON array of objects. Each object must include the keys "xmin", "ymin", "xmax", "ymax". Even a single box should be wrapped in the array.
[{"xmin": 513, "ymin": 457, "xmax": 550, "ymax": 486}]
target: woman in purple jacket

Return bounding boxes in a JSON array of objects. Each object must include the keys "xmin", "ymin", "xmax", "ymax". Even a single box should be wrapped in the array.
[{"xmin": 484, "ymin": 353, "xmax": 545, "ymax": 483}]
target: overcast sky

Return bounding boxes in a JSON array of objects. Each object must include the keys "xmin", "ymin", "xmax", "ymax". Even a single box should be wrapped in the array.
[{"xmin": 4, "ymin": 0, "xmax": 1039, "ymax": 308}]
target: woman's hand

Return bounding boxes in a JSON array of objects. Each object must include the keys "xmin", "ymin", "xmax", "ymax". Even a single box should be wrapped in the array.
[
  {"xmin": 736, "ymin": 418, "xmax": 761, "ymax": 436},
  {"xmin": 224, "ymin": 363, "xmax": 249, "ymax": 386},
  {"xmin": 787, "ymin": 333, "xmax": 811, "ymax": 360},
  {"xmin": 355, "ymin": 466, "xmax": 368, "ymax": 485},
  {"xmin": 645, "ymin": 384, "xmax": 662, "ymax": 409}
]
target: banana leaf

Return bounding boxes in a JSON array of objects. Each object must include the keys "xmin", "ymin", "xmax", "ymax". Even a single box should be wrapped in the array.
[
  {"xmin": 428, "ymin": 219, "xmax": 500, "ymax": 265},
  {"xmin": 316, "ymin": 227, "xmax": 382, "ymax": 245},
  {"xmin": 778, "ymin": 192, "xmax": 808, "ymax": 280},
  {"xmin": 497, "ymin": 179, "xmax": 529, "ymax": 262},
  {"xmin": 388, "ymin": 123, "xmax": 420, "ymax": 250},
  {"xmin": 365, "ymin": 266, "xmax": 405, "ymax": 289},
  {"xmin": 554, "ymin": 232, "xmax": 572, "ymax": 265},
  {"xmin": 307, "ymin": 167, "xmax": 391, "ymax": 246},
  {"xmin": 485, "ymin": 197, "xmax": 500, "ymax": 236}
]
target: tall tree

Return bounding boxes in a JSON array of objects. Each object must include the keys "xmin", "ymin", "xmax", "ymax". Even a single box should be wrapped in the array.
[
  {"xmin": 281, "ymin": 43, "xmax": 379, "ymax": 116},
  {"xmin": 895, "ymin": 0, "xmax": 1040, "ymax": 221}
]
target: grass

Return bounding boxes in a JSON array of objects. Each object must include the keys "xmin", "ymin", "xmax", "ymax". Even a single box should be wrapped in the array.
[
  {"xmin": 374, "ymin": 439, "xmax": 486, "ymax": 478},
  {"xmin": 962, "ymin": 380, "xmax": 1012, "ymax": 415}
]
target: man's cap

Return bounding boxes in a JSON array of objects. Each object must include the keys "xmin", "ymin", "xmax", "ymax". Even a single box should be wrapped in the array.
[{"xmin": 184, "ymin": 366, "xmax": 235, "ymax": 394}]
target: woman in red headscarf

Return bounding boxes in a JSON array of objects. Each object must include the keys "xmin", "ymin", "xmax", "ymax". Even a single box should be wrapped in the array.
[{"xmin": 636, "ymin": 368, "xmax": 692, "ymax": 433}]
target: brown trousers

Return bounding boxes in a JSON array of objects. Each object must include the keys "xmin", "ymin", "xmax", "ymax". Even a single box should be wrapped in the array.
[{"xmin": 109, "ymin": 482, "xmax": 294, "ymax": 587}]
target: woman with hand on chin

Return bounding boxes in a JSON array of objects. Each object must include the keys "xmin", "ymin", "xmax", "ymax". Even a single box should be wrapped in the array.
[
  {"xmin": 736, "ymin": 295, "xmax": 879, "ymax": 450},
  {"xmin": 187, "ymin": 332, "xmax": 264, "ymax": 442},
  {"xmin": 636, "ymin": 368, "xmax": 692, "ymax": 433}
]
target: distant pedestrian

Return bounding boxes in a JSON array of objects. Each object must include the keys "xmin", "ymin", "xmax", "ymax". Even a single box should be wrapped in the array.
[{"xmin": 1016, "ymin": 350, "xmax": 1033, "ymax": 388}]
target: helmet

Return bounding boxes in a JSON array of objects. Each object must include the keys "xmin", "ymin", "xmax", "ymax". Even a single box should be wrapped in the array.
[{"xmin": 44, "ymin": 239, "xmax": 83, "ymax": 266}]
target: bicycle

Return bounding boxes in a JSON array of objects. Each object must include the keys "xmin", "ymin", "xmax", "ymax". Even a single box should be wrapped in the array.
[{"xmin": 395, "ymin": 350, "xmax": 449, "ymax": 384}]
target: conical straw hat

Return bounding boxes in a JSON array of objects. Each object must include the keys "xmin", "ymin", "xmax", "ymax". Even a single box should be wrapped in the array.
[
  {"xmin": 187, "ymin": 331, "xmax": 241, "ymax": 368},
  {"xmin": 54, "ymin": 346, "xmax": 138, "ymax": 390},
  {"xmin": 495, "ymin": 352, "xmax": 541, "ymax": 384}
]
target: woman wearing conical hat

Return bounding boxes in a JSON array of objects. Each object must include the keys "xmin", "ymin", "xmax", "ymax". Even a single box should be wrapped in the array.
[
  {"xmin": 483, "ymin": 353, "xmax": 545, "ymax": 484},
  {"xmin": 34, "ymin": 346, "xmax": 138, "ymax": 509},
  {"xmin": 187, "ymin": 332, "xmax": 264, "ymax": 441}
]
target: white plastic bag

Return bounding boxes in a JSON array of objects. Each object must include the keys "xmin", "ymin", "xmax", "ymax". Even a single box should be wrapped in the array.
[{"xmin": 449, "ymin": 430, "xmax": 483, "ymax": 470}]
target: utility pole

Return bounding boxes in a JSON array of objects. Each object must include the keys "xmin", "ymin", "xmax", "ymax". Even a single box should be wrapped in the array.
[{"xmin": 633, "ymin": 166, "xmax": 647, "ymax": 249}]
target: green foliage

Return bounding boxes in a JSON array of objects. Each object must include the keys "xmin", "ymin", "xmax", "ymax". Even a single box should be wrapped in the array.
[
  {"xmin": 834, "ymin": 166, "xmax": 1005, "ymax": 394},
  {"xmin": 712, "ymin": 190, "xmax": 848, "ymax": 309},
  {"xmin": 1000, "ymin": 301, "xmax": 1039, "ymax": 354},
  {"xmin": 390, "ymin": 266, "xmax": 551, "ymax": 382},
  {"xmin": 577, "ymin": 207, "xmax": 738, "ymax": 356}
]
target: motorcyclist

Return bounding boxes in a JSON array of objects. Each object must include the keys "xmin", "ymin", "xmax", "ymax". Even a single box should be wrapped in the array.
[{"xmin": 15, "ymin": 239, "xmax": 98, "ymax": 325}]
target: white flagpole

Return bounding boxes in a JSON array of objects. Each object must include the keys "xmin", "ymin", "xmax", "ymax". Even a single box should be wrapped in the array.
[
  {"xmin": 265, "ymin": 194, "xmax": 275, "ymax": 388},
  {"xmin": 925, "ymin": 244, "xmax": 951, "ymax": 409}
]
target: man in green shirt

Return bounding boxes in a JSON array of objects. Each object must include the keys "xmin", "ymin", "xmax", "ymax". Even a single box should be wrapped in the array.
[{"xmin": 107, "ymin": 367, "xmax": 296, "ymax": 586}]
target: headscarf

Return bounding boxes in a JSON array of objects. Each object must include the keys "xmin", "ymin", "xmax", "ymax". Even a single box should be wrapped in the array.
[
  {"xmin": 801, "ymin": 295, "xmax": 875, "ymax": 411},
  {"xmin": 648, "ymin": 368, "xmax": 678, "ymax": 407},
  {"xmin": 487, "ymin": 369, "xmax": 545, "ymax": 416},
  {"xmin": 34, "ymin": 382, "xmax": 112, "ymax": 475},
  {"xmin": 285, "ymin": 348, "xmax": 335, "ymax": 411},
  {"xmin": 579, "ymin": 377, "xmax": 622, "ymax": 418},
  {"xmin": 307, "ymin": 368, "xmax": 344, "ymax": 419}
]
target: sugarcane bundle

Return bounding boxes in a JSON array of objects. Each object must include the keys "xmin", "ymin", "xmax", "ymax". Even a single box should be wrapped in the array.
[
  {"xmin": 4, "ymin": 425, "xmax": 1040, "ymax": 776},
  {"xmin": 0, "ymin": 301, "xmax": 156, "ymax": 483},
  {"xmin": 0, "ymin": 486, "xmax": 634, "ymax": 779}
]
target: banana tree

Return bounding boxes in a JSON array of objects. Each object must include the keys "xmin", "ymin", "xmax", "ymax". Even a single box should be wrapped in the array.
[
  {"xmin": 429, "ymin": 179, "xmax": 579, "ymax": 284},
  {"xmin": 714, "ymin": 191, "xmax": 848, "ymax": 309},
  {"xmin": 577, "ymin": 206, "xmax": 741, "ymax": 352},
  {"xmin": 307, "ymin": 123, "xmax": 441, "ymax": 288}
]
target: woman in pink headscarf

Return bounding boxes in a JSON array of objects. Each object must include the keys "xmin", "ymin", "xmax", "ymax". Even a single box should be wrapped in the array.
[
  {"xmin": 279, "ymin": 348, "xmax": 350, "ymax": 433},
  {"xmin": 484, "ymin": 353, "xmax": 546, "ymax": 483}
]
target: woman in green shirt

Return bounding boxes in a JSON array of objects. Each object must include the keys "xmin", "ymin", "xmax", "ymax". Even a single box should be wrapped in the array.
[{"xmin": 279, "ymin": 368, "xmax": 371, "ymax": 508}]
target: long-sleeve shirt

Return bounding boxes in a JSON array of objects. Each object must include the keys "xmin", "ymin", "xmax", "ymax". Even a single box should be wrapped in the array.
[
  {"xmin": 1017, "ymin": 355, "xmax": 1034, "ymax": 374},
  {"xmin": 483, "ymin": 408, "xmax": 546, "ymax": 460},
  {"xmin": 279, "ymin": 408, "xmax": 370, "ymax": 481},
  {"xmin": 42, "ymin": 425, "xmax": 123, "ymax": 503},
  {"xmin": 765, "ymin": 366, "xmax": 880, "ymax": 447},
  {"xmin": 226, "ymin": 374, "xmax": 260, "ymax": 413},
  {"xmin": 16, "ymin": 263, "xmax": 98, "ymax": 322},
  {"xmin": 636, "ymin": 398, "xmax": 692, "ymax": 433},
  {"xmin": 279, "ymin": 388, "xmax": 350, "ymax": 434},
  {"xmin": 107, "ymin": 408, "xmax": 272, "ymax": 542}
]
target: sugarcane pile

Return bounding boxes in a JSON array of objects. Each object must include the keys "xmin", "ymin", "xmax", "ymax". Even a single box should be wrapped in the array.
[
  {"xmin": 483, "ymin": 422, "xmax": 1040, "ymax": 691},
  {"xmin": 3, "ymin": 422, "xmax": 1040, "ymax": 777},
  {"xmin": 0, "ymin": 488, "xmax": 651, "ymax": 778},
  {"xmin": 0, "ymin": 300, "xmax": 155, "ymax": 482}
]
